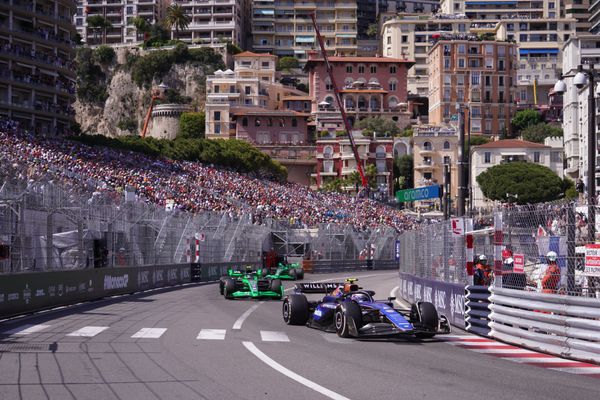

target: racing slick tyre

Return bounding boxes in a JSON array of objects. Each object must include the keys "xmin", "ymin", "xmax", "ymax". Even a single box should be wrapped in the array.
[
  {"xmin": 412, "ymin": 301, "xmax": 438, "ymax": 339},
  {"xmin": 290, "ymin": 269, "xmax": 298, "ymax": 280},
  {"xmin": 335, "ymin": 301, "xmax": 363, "ymax": 338},
  {"xmin": 219, "ymin": 279, "xmax": 225, "ymax": 295},
  {"xmin": 296, "ymin": 269, "xmax": 304, "ymax": 280},
  {"xmin": 283, "ymin": 294, "xmax": 309, "ymax": 325},
  {"xmin": 223, "ymin": 278, "xmax": 236, "ymax": 299},
  {"xmin": 270, "ymin": 279, "xmax": 283, "ymax": 299}
]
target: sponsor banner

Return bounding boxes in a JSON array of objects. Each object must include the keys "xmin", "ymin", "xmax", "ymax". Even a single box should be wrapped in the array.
[
  {"xmin": 451, "ymin": 218, "xmax": 465, "ymax": 237},
  {"xmin": 584, "ymin": 244, "xmax": 600, "ymax": 277},
  {"xmin": 399, "ymin": 272, "xmax": 466, "ymax": 328},
  {"xmin": 0, "ymin": 264, "xmax": 192, "ymax": 319}
]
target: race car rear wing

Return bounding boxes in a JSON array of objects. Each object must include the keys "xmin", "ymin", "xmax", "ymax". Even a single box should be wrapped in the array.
[
  {"xmin": 294, "ymin": 281, "xmax": 361, "ymax": 293},
  {"xmin": 294, "ymin": 282, "xmax": 341, "ymax": 293}
]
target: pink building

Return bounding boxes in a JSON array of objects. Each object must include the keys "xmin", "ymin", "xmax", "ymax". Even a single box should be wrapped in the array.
[{"xmin": 304, "ymin": 52, "xmax": 414, "ymax": 131}]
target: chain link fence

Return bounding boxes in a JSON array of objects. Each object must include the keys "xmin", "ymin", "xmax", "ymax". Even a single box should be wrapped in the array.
[
  {"xmin": 0, "ymin": 178, "xmax": 399, "ymax": 274},
  {"xmin": 398, "ymin": 202, "xmax": 600, "ymax": 298}
]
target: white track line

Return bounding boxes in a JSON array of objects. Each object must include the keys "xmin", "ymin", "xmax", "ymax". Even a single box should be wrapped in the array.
[
  {"xmin": 549, "ymin": 367, "xmax": 600, "ymax": 374},
  {"xmin": 131, "ymin": 328, "xmax": 167, "ymax": 339},
  {"xmin": 260, "ymin": 331, "xmax": 290, "ymax": 342},
  {"xmin": 197, "ymin": 329, "xmax": 226, "ymax": 340},
  {"xmin": 470, "ymin": 348, "xmax": 534, "ymax": 355},
  {"xmin": 243, "ymin": 341, "xmax": 351, "ymax": 400},
  {"xmin": 232, "ymin": 302, "xmax": 264, "ymax": 330},
  {"xmin": 2, "ymin": 324, "xmax": 51, "ymax": 335},
  {"xmin": 66, "ymin": 326, "xmax": 109, "ymax": 337}
]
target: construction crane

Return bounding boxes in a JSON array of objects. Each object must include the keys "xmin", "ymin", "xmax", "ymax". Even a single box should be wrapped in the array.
[
  {"xmin": 309, "ymin": 13, "xmax": 368, "ymax": 190},
  {"xmin": 140, "ymin": 82, "xmax": 168, "ymax": 138}
]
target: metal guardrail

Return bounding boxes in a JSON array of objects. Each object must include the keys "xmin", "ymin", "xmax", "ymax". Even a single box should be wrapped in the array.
[
  {"xmin": 465, "ymin": 285, "xmax": 491, "ymax": 336},
  {"xmin": 489, "ymin": 287, "xmax": 600, "ymax": 364},
  {"xmin": 309, "ymin": 259, "xmax": 398, "ymax": 274}
]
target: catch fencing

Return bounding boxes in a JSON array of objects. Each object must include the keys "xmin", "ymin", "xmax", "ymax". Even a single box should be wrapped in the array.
[{"xmin": 0, "ymin": 178, "xmax": 399, "ymax": 274}]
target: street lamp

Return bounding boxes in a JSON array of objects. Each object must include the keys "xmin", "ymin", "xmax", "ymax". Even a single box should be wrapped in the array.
[{"xmin": 554, "ymin": 64, "xmax": 598, "ymax": 242}]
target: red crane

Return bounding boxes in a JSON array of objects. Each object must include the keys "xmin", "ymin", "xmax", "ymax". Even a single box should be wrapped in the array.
[
  {"xmin": 140, "ymin": 83, "xmax": 167, "ymax": 138},
  {"xmin": 309, "ymin": 13, "xmax": 368, "ymax": 190}
]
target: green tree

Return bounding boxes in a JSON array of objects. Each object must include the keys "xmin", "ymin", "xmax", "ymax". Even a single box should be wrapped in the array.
[
  {"xmin": 476, "ymin": 162, "xmax": 564, "ymax": 204},
  {"xmin": 521, "ymin": 123, "xmax": 563, "ymax": 144},
  {"xmin": 277, "ymin": 56, "xmax": 300, "ymax": 71},
  {"xmin": 354, "ymin": 117, "xmax": 400, "ymax": 137},
  {"xmin": 131, "ymin": 16, "xmax": 151, "ymax": 41},
  {"xmin": 178, "ymin": 112, "xmax": 205, "ymax": 138},
  {"xmin": 94, "ymin": 45, "xmax": 115, "ymax": 64},
  {"xmin": 76, "ymin": 47, "xmax": 108, "ymax": 104},
  {"xmin": 563, "ymin": 177, "xmax": 577, "ymax": 200},
  {"xmin": 394, "ymin": 154, "xmax": 413, "ymax": 190},
  {"xmin": 226, "ymin": 42, "xmax": 242, "ymax": 55},
  {"xmin": 366, "ymin": 23, "xmax": 379, "ymax": 38},
  {"xmin": 346, "ymin": 164, "xmax": 378, "ymax": 189},
  {"xmin": 86, "ymin": 15, "xmax": 112, "ymax": 44},
  {"xmin": 117, "ymin": 117, "xmax": 138, "ymax": 133},
  {"xmin": 164, "ymin": 4, "xmax": 191, "ymax": 40},
  {"xmin": 465, "ymin": 135, "xmax": 490, "ymax": 154},
  {"xmin": 511, "ymin": 109, "xmax": 542, "ymax": 132}
]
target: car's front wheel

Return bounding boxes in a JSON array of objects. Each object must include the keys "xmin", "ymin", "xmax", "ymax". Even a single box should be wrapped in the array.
[
  {"xmin": 270, "ymin": 279, "xmax": 283, "ymax": 299},
  {"xmin": 223, "ymin": 278, "xmax": 236, "ymax": 299},
  {"xmin": 290, "ymin": 268, "xmax": 298, "ymax": 280},
  {"xmin": 283, "ymin": 294, "xmax": 309, "ymax": 325},
  {"xmin": 412, "ymin": 301, "xmax": 438, "ymax": 339},
  {"xmin": 335, "ymin": 301, "xmax": 362, "ymax": 338}
]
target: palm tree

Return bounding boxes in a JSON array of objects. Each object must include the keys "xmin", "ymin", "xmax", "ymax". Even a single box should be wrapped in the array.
[
  {"xmin": 131, "ymin": 16, "xmax": 150, "ymax": 42},
  {"xmin": 86, "ymin": 15, "xmax": 112, "ymax": 44},
  {"xmin": 164, "ymin": 4, "xmax": 190, "ymax": 41}
]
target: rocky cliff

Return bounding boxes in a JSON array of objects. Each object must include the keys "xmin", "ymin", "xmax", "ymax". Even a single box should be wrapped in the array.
[{"xmin": 74, "ymin": 46, "xmax": 218, "ymax": 137}]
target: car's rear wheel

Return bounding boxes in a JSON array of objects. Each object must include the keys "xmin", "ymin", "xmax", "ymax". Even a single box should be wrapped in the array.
[
  {"xmin": 290, "ymin": 268, "xmax": 298, "ymax": 280},
  {"xmin": 283, "ymin": 294, "xmax": 309, "ymax": 325},
  {"xmin": 270, "ymin": 279, "xmax": 283, "ymax": 299},
  {"xmin": 335, "ymin": 301, "xmax": 363, "ymax": 338},
  {"xmin": 412, "ymin": 302, "xmax": 438, "ymax": 339},
  {"xmin": 219, "ymin": 279, "xmax": 225, "ymax": 295},
  {"xmin": 296, "ymin": 269, "xmax": 304, "ymax": 280},
  {"xmin": 223, "ymin": 278, "xmax": 236, "ymax": 299}
]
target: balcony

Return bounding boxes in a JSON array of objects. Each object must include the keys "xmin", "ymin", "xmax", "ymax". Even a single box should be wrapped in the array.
[
  {"xmin": 419, "ymin": 147, "xmax": 434, "ymax": 155},
  {"xmin": 414, "ymin": 162, "xmax": 436, "ymax": 171}
]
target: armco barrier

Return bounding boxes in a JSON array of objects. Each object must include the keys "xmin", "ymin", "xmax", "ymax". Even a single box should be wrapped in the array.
[
  {"xmin": 0, "ymin": 264, "xmax": 192, "ymax": 319},
  {"xmin": 191, "ymin": 262, "xmax": 261, "ymax": 282},
  {"xmin": 398, "ymin": 272, "xmax": 466, "ymax": 328},
  {"xmin": 465, "ymin": 285, "xmax": 491, "ymax": 336},
  {"xmin": 489, "ymin": 287, "xmax": 600, "ymax": 364},
  {"xmin": 311, "ymin": 259, "xmax": 397, "ymax": 273}
]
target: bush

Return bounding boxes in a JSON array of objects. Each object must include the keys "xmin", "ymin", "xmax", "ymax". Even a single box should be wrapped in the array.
[
  {"xmin": 117, "ymin": 117, "xmax": 138, "ymax": 133},
  {"xmin": 94, "ymin": 45, "xmax": 115, "ymax": 64},
  {"xmin": 178, "ymin": 112, "xmax": 205, "ymax": 138},
  {"xmin": 76, "ymin": 47, "xmax": 108, "ymax": 104},
  {"xmin": 512, "ymin": 109, "xmax": 542, "ymax": 133},
  {"xmin": 277, "ymin": 56, "xmax": 300, "ymax": 71},
  {"xmin": 130, "ymin": 50, "xmax": 174, "ymax": 88},
  {"xmin": 161, "ymin": 88, "xmax": 192, "ymax": 104},
  {"xmin": 68, "ymin": 134, "xmax": 287, "ymax": 180},
  {"xmin": 521, "ymin": 123, "xmax": 562, "ymax": 144},
  {"xmin": 354, "ymin": 117, "xmax": 400, "ymax": 137}
]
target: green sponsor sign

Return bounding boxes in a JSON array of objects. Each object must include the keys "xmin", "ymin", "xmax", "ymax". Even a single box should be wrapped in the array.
[{"xmin": 396, "ymin": 185, "xmax": 441, "ymax": 203}]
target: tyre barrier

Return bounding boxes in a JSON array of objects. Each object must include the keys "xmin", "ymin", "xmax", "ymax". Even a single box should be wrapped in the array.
[
  {"xmin": 489, "ymin": 287, "xmax": 600, "ymax": 364},
  {"xmin": 465, "ymin": 285, "xmax": 492, "ymax": 337}
]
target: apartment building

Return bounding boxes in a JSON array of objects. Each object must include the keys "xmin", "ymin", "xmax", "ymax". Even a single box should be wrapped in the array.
[
  {"xmin": 565, "ymin": 0, "xmax": 591, "ymax": 33},
  {"xmin": 590, "ymin": 0, "xmax": 600, "ymax": 33},
  {"xmin": 75, "ymin": 0, "xmax": 168, "ymax": 45},
  {"xmin": 561, "ymin": 36, "xmax": 600, "ymax": 185},
  {"xmin": 382, "ymin": 1, "xmax": 576, "ymax": 105},
  {"xmin": 0, "ymin": 0, "xmax": 77, "ymax": 135},
  {"xmin": 311, "ymin": 135, "xmax": 395, "ymax": 194},
  {"xmin": 251, "ymin": 0, "xmax": 358, "ymax": 63},
  {"xmin": 471, "ymin": 139, "xmax": 563, "ymax": 207},
  {"xmin": 412, "ymin": 125, "xmax": 458, "ymax": 205},
  {"xmin": 428, "ymin": 39, "xmax": 517, "ymax": 136},
  {"xmin": 173, "ymin": 0, "xmax": 249, "ymax": 47},
  {"xmin": 304, "ymin": 51, "xmax": 413, "ymax": 131}
]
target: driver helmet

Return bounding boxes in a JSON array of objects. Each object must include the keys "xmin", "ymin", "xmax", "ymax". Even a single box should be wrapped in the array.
[
  {"xmin": 350, "ymin": 293, "xmax": 370, "ymax": 303},
  {"xmin": 331, "ymin": 286, "xmax": 344, "ymax": 297},
  {"xmin": 547, "ymin": 251, "xmax": 558, "ymax": 263},
  {"xmin": 478, "ymin": 254, "xmax": 488, "ymax": 264}
]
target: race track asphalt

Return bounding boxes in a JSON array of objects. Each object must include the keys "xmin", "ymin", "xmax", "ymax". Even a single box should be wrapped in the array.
[{"xmin": 0, "ymin": 271, "xmax": 599, "ymax": 400}]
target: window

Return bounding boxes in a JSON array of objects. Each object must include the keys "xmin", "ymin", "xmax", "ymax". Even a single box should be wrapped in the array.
[
  {"xmin": 534, "ymin": 152, "xmax": 540, "ymax": 163},
  {"xmin": 401, "ymin": 35, "xmax": 408, "ymax": 43},
  {"xmin": 358, "ymin": 65, "xmax": 365, "ymax": 73},
  {"xmin": 390, "ymin": 65, "xmax": 396, "ymax": 74},
  {"xmin": 458, "ymin": 58, "xmax": 465, "ymax": 68},
  {"xmin": 214, "ymin": 111, "xmax": 221, "ymax": 121},
  {"xmin": 485, "ymin": 58, "xmax": 493, "ymax": 69},
  {"xmin": 423, "ymin": 141, "xmax": 432, "ymax": 151},
  {"xmin": 245, "ymin": 86, "xmax": 251, "ymax": 95},
  {"xmin": 457, "ymin": 75, "xmax": 464, "ymax": 86},
  {"xmin": 325, "ymin": 78, "xmax": 333, "ymax": 91},
  {"xmin": 215, "ymin": 124, "xmax": 221, "ymax": 134},
  {"xmin": 214, "ymin": 85, "xmax": 220, "ymax": 93},
  {"xmin": 471, "ymin": 72, "xmax": 480, "ymax": 85},
  {"xmin": 551, "ymin": 151, "xmax": 561, "ymax": 163},
  {"xmin": 387, "ymin": 37, "xmax": 391, "ymax": 45},
  {"xmin": 443, "ymin": 141, "xmax": 450, "ymax": 150},
  {"xmin": 444, "ymin": 76, "xmax": 452, "ymax": 86},
  {"xmin": 498, "ymin": 59, "xmax": 505, "ymax": 71},
  {"xmin": 499, "ymin": 76, "xmax": 504, "ymax": 87},
  {"xmin": 443, "ymin": 156, "xmax": 450, "ymax": 164},
  {"xmin": 346, "ymin": 65, "xmax": 353, "ymax": 73},
  {"xmin": 458, "ymin": 44, "xmax": 465, "ymax": 54},
  {"xmin": 485, "ymin": 76, "xmax": 491, "ymax": 86},
  {"xmin": 370, "ymin": 65, "xmax": 377, "ymax": 73},
  {"xmin": 444, "ymin": 57, "xmax": 451, "ymax": 69},
  {"xmin": 292, "ymin": 118, "xmax": 297, "ymax": 127},
  {"xmin": 389, "ymin": 80, "xmax": 397, "ymax": 91},
  {"xmin": 484, "ymin": 152, "xmax": 491, "ymax": 163},
  {"xmin": 255, "ymin": 118, "xmax": 261, "ymax": 126},
  {"xmin": 242, "ymin": 117, "xmax": 248, "ymax": 127}
]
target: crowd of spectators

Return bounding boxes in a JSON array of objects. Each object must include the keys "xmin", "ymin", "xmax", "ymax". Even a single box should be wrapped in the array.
[{"xmin": 0, "ymin": 122, "xmax": 425, "ymax": 232}]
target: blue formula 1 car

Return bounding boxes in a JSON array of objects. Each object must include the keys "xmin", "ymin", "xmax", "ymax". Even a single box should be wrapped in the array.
[{"xmin": 282, "ymin": 279, "xmax": 450, "ymax": 339}]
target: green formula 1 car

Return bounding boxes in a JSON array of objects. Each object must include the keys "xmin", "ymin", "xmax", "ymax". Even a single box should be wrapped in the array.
[
  {"xmin": 219, "ymin": 267, "xmax": 283, "ymax": 300},
  {"xmin": 265, "ymin": 262, "xmax": 304, "ymax": 281}
]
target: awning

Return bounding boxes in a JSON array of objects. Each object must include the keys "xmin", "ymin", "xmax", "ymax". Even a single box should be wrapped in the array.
[
  {"xmin": 255, "ymin": 9, "xmax": 274, "ymax": 15},
  {"xmin": 296, "ymin": 36, "xmax": 315, "ymax": 43},
  {"xmin": 519, "ymin": 48, "xmax": 559, "ymax": 55},
  {"xmin": 466, "ymin": 1, "xmax": 516, "ymax": 4},
  {"xmin": 276, "ymin": 50, "xmax": 295, "ymax": 56},
  {"xmin": 336, "ymin": 33, "xmax": 356, "ymax": 38},
  {"xmin": 500, "ymin": 152, "xmax": 527, "ymax": 156}
]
